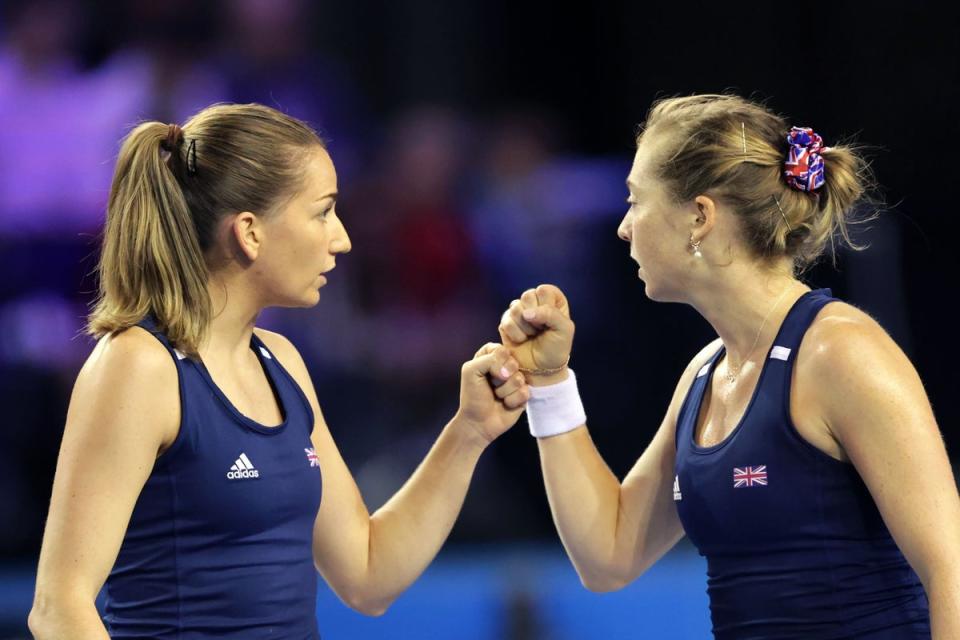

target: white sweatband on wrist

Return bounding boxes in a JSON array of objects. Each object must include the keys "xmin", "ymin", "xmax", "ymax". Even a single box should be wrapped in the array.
[{"xmin": 526, "ymin": 368, "xmax": 587, "ymax": 438}]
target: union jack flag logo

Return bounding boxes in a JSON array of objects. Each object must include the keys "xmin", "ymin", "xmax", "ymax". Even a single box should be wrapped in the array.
[
  {"xmin": 305, "ymin": 447, "xmax": 320, "ymax": 468},
  {"xmin": 733, "ymin": 465, "xmax": 767, "ymax": 488}
]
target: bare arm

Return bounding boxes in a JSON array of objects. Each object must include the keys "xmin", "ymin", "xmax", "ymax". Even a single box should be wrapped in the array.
[
  {"xmin": 258, "ymin": 332, "xmax": 528, "ymax": 616},
  {"xmin": 498, "ymin": 284, "xmax": 714, "ymax": 591},
  {"xmin": 809, "ymin": 308, "xmax": 960, "ymax": 639},
  {"xmin": 535, "ymin": 348, "xmax": 709, "ymax": 591},
  {"xmin": 29, "ymin": 329, "xmax": 179, "ymax": 639}
]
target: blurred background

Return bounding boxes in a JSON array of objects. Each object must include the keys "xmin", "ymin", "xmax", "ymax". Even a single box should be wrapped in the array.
[{"xmin": 1, "ymin": 0, "xmax": 957, "ymax": 637}]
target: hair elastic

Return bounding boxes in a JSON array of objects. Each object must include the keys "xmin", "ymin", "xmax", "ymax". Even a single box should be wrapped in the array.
[{"xmin": 784, "ymin": 126, "xmax": 827, "ymax": 192}]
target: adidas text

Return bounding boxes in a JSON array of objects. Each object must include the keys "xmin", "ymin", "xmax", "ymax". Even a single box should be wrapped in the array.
[{"xmin": 227, "ymin": 468, "xmax": 260, "ymax": 480}]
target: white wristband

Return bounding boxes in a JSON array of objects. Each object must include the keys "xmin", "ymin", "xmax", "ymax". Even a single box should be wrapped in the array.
[{"xmin": 526, "ymin": 368, "xmax": 587, "ymax": 438}]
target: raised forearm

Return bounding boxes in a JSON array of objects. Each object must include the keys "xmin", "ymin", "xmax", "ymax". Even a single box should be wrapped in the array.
[
  {"xmin": 358, "ymin": 416, "xmax": 487, "ymax": 611},
  {"xmin": 538, "ymin": 427, "xmax": 628, "ymax": 590}
]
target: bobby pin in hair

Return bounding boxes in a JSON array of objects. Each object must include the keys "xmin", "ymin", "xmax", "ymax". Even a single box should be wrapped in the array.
[{"xmin": 773, "ymin": 195, "xmax": 793, "ymax": 232}]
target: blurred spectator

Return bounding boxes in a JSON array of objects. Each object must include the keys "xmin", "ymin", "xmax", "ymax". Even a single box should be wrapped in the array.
[
  {"xmin": 216, "ymin": 0, "xmax": 368, "ymax": 180},
  {"xmin": 104, "ymin": 0, "xmax": 227, "ymax": 124},
  {"xmin": 0, "ymin": 1, "xmax": 131, "ymax": 235},
  {"xmin": 348, "ymin": 106, "xmax": 492, "ymax": 375},
  {"xmin": 466, "ymin": 109, "xmax": 628, "ymax": 320}
]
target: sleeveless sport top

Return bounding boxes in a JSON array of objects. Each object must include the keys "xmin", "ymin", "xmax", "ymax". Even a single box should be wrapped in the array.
[
  {"xmin": 674, "ymin": 288, "xmax": 930, "ymax": 639},
  {"xmin": 102, "ymin": 316, "xmax": 322, "ymax": 639}
]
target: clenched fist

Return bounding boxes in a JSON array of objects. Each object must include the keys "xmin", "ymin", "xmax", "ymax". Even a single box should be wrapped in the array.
[
  {"xmin": 498, "ymin": 284, "xmax": 575, "ymax": 386},
  {"xmin": 455, "ymin": 343, "xmax": 529, "ymax": 445}
]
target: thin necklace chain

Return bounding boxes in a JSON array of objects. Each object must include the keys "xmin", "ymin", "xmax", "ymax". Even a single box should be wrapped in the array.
[{"xmin": 724, "ymin": 282, "xmax": 799, "ymax": 384}]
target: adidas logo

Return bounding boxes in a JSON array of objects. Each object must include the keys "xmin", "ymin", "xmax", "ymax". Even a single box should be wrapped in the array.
[{"xmin": 227, "ymin": 453, "xmax": 260, "ymax": 480}]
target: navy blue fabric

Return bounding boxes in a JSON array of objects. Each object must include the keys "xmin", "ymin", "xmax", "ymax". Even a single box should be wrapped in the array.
[
  {"xmin": 103, "ymin": 317, "xmax": 322, "ymax": 639},
  {"xmin": 674, "ymin": 288, "xmax": 930, "ymax": 639}
]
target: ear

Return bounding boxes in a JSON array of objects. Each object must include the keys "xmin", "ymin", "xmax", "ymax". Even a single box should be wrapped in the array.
[
  {"xmin": 691, "ymin": 195, "xmax": 717, "ymax": 243},
  {"xmin": 230, "ymin": 212, "xmax": 263, "ymax": 261}
]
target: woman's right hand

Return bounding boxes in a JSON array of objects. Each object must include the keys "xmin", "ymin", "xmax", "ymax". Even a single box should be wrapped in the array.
[{"xmin": 498, "ymin": 284, "xmax": 575, "ymax": 386}]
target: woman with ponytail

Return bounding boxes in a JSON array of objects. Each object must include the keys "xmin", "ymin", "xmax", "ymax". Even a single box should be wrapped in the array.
[
  {"xmin": 498, "ymin": 94, "xmax": 959, "ymax": 638},
  {"xmin": 29, "ymin": 104, "xmax": 530, "ymax": 639}
]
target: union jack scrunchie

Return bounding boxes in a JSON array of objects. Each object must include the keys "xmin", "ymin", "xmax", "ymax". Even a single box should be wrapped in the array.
[{"xmin": 784, "ymin": 126, "xmax": 827, "ymax": 192}]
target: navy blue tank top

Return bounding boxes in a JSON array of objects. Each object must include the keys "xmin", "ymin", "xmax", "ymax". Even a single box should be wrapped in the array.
[
  {"xmin": 674, "ymin": 288, "xmax": 930, "ymax": 639},
  {"xmin": 103, "ymin": 317, "xmax": 322, "ymax": 639}
]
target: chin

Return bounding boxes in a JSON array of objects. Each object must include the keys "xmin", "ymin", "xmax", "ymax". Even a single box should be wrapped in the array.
[
  {"xmin": 642, "ymin": 281, "xmax": 663, "ymax": 302},
  {"xmin": 280, "ymin": 289, "xmax": 321, "ymax": 308},
  {"xmin": 641, "ymin": 278, "xmax": 683, "ymax": 304}
]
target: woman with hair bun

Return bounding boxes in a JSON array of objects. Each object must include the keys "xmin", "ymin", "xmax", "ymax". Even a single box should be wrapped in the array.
[
  {"xmin": 28, "ymin": 103, "xmax": 530, "ymax": 639},
  {"xmin": 499, "ymin": 94, "xmax": 959, "ymax": 638}
]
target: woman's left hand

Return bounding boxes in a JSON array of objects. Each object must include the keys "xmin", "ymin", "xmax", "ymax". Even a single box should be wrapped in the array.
[{"xmin": 455, "ymin": 342, "xmax": 529, "ymax": 445}]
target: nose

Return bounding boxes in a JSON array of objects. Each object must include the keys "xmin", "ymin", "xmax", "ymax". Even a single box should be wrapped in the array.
[
  {"xmin": 617, "ymin": 212, "xmax": 631, "ymax": 243},
  {"xmin": 331, "ymin": 213, "xmax": 352, "ymax": 254}
]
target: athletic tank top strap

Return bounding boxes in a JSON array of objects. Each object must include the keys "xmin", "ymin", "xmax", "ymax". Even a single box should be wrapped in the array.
[
  {"xmin": 746, "ymin": 286, "xmax": 838, "ymax": 425},
  {"xmin": 676, "ymin": 287, "xmax": 837, "ymax": 451},
  {"xmin": 135, "ymin": 313, "xmax": 186, "ymax": 359},
  {"xmin": 765, "ymin": 287, "xmax": 837, "ymax": 360},
  {"xmin": 134, "ymin": 315, "xmax": 314, "ymax": 437},
  {"xmin": 249, "ymin": 331, "xmax": 316, "ymax": 436}
]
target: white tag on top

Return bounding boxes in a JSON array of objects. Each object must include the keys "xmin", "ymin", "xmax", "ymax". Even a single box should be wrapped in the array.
[{"xmin": 770, "ymin": 346, "xmax": 792, "ymax": 361}]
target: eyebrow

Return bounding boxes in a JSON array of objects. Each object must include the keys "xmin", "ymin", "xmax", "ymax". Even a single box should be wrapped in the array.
[{"xmin": 314, "ymin": 192, "xmax": 338, "ymax": 203}]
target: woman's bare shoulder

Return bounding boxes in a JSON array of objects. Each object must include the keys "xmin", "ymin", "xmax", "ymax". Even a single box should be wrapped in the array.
[
  {"xmin": 81, "ymin": 325, "xmax": 175, "ymax": 385},
  {"xmin": 801, "ymin": 300, "xmax": 896, "ymax": 363},
  {"xmin": 798, "ymin": 299, "xmax": 920, "ymax": 419},
  {"xmin": 72, "ymin": 326, "xmax": 180, "ymax": 449}
]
